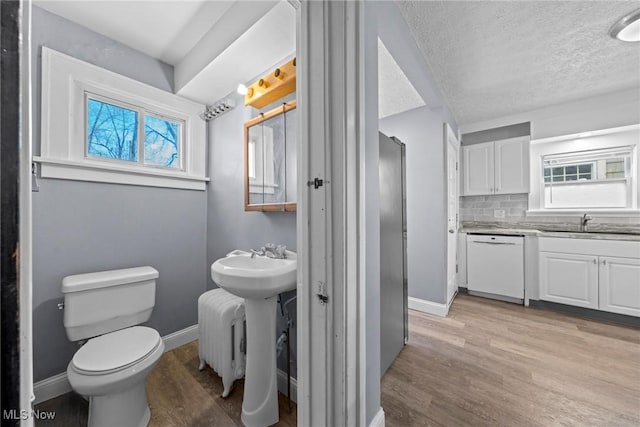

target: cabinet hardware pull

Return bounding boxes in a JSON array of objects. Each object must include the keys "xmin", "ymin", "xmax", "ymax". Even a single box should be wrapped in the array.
[
  {"xmin": 602, "ymin": 259, "xmax": 607, "ymax": 265},
  {"xmin": 593, "ymin": 258, "xmax": 597, "ymax": 264}
]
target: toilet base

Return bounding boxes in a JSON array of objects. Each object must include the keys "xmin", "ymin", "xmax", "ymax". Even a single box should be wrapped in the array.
[{"xmin": 88, "ymin": 382, "xmax": 150, "ymax": 427}]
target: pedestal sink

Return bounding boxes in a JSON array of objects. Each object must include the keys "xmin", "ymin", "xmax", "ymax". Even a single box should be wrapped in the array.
[{"xmin": 211, "ymin": 250, "xmax": 296, "ymax": 427}]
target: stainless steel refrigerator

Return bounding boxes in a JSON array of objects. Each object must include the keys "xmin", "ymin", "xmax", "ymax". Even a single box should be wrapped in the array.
[{"xmin": 379, "ymin": 132, "xmax": 408, "ymax": 375}]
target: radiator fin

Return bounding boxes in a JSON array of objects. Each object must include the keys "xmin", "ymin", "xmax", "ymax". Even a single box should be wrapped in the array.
[{"xmin": 198, "ymin": 288, "xmax": 246, "ymax": 398}]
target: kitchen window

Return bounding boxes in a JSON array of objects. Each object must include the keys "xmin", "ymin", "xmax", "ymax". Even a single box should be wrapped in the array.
[
  {"xmin": 528, "ymin": 125, "xmax": 639, "ymax": 215},
  {"xmin": 35, "ymin": 48, "xmax": 207, "ymax": 190},
  {"xmin": 542, "ymin": 147, "xmax": 632, "ymax": 209}
]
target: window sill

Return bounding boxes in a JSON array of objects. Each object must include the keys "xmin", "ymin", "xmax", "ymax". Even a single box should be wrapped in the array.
[
  {"xmin": 33, "ymin": 157, "xmax": 209, "ymax": 191},
  {"xmin": 526, "ymin": 209, "xmax": 640, "ymax": 218}
]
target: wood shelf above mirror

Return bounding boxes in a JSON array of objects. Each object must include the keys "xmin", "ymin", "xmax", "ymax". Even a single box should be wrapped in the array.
[
  {"xmin": 244, "ymin": 59, "xmax": 296, "ymax": 109},
  {"xmin": 244, "ymin": 100, "xmax": 297, "ymax": 212}
]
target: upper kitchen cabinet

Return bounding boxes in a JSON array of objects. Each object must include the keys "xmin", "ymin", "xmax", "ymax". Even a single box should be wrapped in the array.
[{"xmin": 462, "ymin": 136, "xmax": 530, "ymax": 196}]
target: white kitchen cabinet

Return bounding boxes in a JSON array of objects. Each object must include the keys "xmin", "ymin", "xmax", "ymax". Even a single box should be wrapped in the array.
[
  {"xmin": 599, "ymin": 256, "xmax": 640, "ymax": 317},
  {"xmin": 538, "ymin": 237, "xmax": 640, "ymax": 317},
  {"xmin": 462, "ymin": 136, "xmax": 529, "ymax": 196},
  {"xmin": 539, "ymin": 252, "xmax": 599, "ymax": 309},
  {"xmin": 463, "ymin": 143, "xmax": 494, "ymax": 195},
  {"xmin": 494, "ymin": 138, "xmax": 529, "ymax": 194}
]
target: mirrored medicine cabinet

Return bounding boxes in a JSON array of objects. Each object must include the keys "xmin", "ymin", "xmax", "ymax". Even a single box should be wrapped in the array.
[{"xmin": 244, "ymin": 100, "xmax": 297, "ymax": 211}]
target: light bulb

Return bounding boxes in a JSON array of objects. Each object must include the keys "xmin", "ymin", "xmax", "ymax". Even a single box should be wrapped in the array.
[{"xmin": 237, "ymin": 84, "xmax": 248, "ymax": 95}]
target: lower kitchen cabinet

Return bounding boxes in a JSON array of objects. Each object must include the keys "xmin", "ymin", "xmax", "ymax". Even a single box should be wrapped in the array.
[
  {"xmin": 538, "ymin": 237, "xmax": 640, "ymax": 317},
  {"xmin": 539, "ymin": 252, "xmax": 598, "ymax": 309},
  {"xmin": 599, "ymin": 256, "xmax": 640, "ymax": 317}
]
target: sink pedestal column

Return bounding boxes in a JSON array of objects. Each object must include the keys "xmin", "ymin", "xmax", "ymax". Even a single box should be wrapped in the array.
[{"xmin": 241, "ymin": 295, "xmax": 279, "ymax": 427}]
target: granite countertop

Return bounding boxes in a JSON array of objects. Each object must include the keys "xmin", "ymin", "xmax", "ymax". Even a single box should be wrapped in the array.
[{"xmin": 460, "ymin": 222, "xmax": 640, "ymax": 242}]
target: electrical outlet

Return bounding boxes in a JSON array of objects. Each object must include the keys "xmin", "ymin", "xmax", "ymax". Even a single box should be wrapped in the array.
[{"xmin": 494, "ymin": 209, "xmax": 506, "ymax": 219}]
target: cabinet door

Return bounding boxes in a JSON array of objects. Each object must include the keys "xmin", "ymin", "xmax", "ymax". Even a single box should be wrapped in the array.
[
  {"xmin": 494, "ymin": 137, "xmax": 529, "ymax": 194},
  {"xmin": 539, "ymin": 251, "xmax": 598, "ymax": 309},
  {"xmin": 462, "ymin": 142, "xmax": 493, "ymax": 195},
  {"xmin": 599, "ymin": 257, "xmax": 640, "ymax": 317}
]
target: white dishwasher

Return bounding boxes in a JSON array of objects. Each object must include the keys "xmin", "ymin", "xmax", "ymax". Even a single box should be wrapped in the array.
[{"xmin": 466, "ymin": 234, "xmax": 524, "ymax": 302}]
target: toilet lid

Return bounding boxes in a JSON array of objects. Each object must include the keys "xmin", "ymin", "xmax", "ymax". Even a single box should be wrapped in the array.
[{"xmin": 72, "ymin": 326, "xmax": 161, "ymax": 373}]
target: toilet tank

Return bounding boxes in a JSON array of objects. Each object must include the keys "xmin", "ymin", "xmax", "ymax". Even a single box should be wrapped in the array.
[{"xmin": 62, "ymin": 266, "xmax": 159, "ymax": 341}]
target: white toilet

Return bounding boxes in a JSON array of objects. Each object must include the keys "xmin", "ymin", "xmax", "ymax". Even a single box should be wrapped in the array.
[{"xmin": 62, "ymin": 266, "xmax": 165, "ymax": 427}]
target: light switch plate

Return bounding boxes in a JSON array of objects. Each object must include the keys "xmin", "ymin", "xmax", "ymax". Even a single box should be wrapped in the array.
[{"xmin": 494, "ymin": 209, "xmax": 506, "ymax": 218}]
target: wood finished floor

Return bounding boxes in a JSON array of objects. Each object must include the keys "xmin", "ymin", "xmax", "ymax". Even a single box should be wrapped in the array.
[
  {"xmin": 36, "ymin": 294, "xmax": 639, "ymax": 426},
  {"xmin": 35, "ymin": 340, "xmax": 297, "ymax": 427},
  {"xmin": 382, "ymin": 294, "xmax": 640, "ymax": 427}
]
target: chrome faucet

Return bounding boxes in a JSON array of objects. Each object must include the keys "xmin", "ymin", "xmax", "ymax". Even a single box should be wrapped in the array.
[
  {"xmin": 250, "ymin": 248, "xmax": 265, "ymax": 258},
  {"xmin": 250, "ymin": 243, "xmax": 287, "ymax": 259},
  {"xmin": 581, "ymin": 213, "xmax": 593, "ymax": 232},
  {"xmin": 264, "ymin": 243, "xmax": 287, "ymax": 259}
]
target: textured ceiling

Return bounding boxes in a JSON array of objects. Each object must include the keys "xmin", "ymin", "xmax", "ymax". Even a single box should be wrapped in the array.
[
  {"xmin": 397, "ymin": 1, "xmax": 640, "ymax": 125},
  {"xmin": 378, "ymin": 38, "xmax": 426, "ymax": 119}
]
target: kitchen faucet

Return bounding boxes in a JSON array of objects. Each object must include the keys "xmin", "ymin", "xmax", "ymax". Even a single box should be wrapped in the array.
[{"xmin": 581, "ymin": 213, "xmax": 593, "ymax": 232}]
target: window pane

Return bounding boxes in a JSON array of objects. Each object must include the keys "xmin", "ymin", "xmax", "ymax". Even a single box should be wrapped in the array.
[
  {"xmin": 565, "ymin": 165, "xmax": 577, "ymax": 175},
  {"xmin": 565, "ymin": 174, "xmax": 577, "ymax": 181},
  {"xmin": 552, "ymin": 167, "xmax": 564, "ymax": 176},
  {"xmin": 578, "ymin": 164, "xmax": 592, "ymax": 173},
  {"xmin": 144, "ymin": 115, "xmax": 180, "ymax": 168},
  {"xmin": 552, "ymin": 175, "xmax": 564, "ymax": 182},
  {"xmin": 87, "ymin": 98, "xmax": 138, "ymax": 161},
  {"xmin": 543, "ymin": 168, "xmax": 551, "ymax": 177},
  {"xmin": 578, "ymin": 173, "xmax": 592, "ymax": 180}
]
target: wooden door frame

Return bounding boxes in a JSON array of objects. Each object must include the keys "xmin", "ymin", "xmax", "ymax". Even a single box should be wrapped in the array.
[
  {"xmin": 296, "ymin": 0, "xmax": 375, "ymax": 425},
  {"xmin": 2, "ymin": 0, "xmax": 34, "ymax": 424},
  {"xmin": 445, "ymin": 123, "xmax": 460, "ymax": 308}
]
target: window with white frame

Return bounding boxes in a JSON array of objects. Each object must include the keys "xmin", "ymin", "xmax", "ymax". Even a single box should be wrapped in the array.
[
  {"xmin": 542, "ymin": 147, "xmax": 633, "ymax": 209},
  {"xmin": 35, "ymin": 47, "xmax": 208, "ymax": 190},
  {"xmin": 86, "ymin": 95, "xmax": 183, "ymax": 169},
  {"xmin": 528, "ymin": 125, "xmax": 639, "ymax": 214}
]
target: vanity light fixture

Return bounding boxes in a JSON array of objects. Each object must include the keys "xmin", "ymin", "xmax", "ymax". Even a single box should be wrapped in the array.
[
  {"xmin": 201, "ymin": 98, "xmax": 236, "ymax": 121},
  {"xmin": 609, "ymin": 8, "xmax": 640, "ymax": 42}
]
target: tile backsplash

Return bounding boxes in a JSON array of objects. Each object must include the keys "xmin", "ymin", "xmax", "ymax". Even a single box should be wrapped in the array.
[
  {"xmin": 459, "ymin": 194, "xmax": 640, "ymax": 226},
  {"xmin": 460, "ymin": 194, "xmax": 528, "ymax": 222}
]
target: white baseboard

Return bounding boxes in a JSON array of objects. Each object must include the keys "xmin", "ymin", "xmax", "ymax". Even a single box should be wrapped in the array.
[
  {"xmin": 33, "ymin": 324, "xmax": 199, "ymax": 404},
  {"xmin": 369, "ymin": 407, "xmax": 385, "ymax": 427},
  {"xmin": 276, "ymin": 369, "xmax": 297, "ymax": 403},
  {"xmin": 408, "ymin": 296, "xmax": 449, "ymax": 317},
  {"xmin": 162, "ymin": 324, "xmax": 199, "ymax": 352},
  {"xmin": 33, "ymin": 372, "xmax": 71, "ymax": 405}
]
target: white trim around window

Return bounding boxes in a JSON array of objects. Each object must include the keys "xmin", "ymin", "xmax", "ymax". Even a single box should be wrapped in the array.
[
  {"xmin": 34, "ymin": 47, "xmax": 209, "ymax": 191},
  {"xmin": 527, "ymin": 124, "xmax": 640, "ymax": 216}
]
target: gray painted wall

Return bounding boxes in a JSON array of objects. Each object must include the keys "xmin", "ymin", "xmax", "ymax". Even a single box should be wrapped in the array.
[
  {"xmin": 379, "ymin": 106, "xmax": 449, "ymax": 304},
  {"xmin": 31, "ymin": 6, "xmax": 207, "ymax": 381},
  {"xmin": 206, "ymin": 91, "xmax": 297, "ymax": 376}
]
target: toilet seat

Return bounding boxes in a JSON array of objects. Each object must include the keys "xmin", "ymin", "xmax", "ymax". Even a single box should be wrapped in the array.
[{"xmin": 72, "ymin": 326, "xmax": 161, "ymax": 375}]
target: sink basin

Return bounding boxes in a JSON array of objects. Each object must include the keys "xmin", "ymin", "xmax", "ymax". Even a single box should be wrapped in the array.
[
  {"xmin": 211, "ymin": 250, "xmax": 296, "ymax": 299},
  {"xmin": 211, "ymin": 250, "xmax": 297, "ymax": 427}
]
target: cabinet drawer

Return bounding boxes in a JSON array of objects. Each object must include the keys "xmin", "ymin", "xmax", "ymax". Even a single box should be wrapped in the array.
[{"xmin": 539, "ymin": 237, "xmax": 640, "ymax": 259}]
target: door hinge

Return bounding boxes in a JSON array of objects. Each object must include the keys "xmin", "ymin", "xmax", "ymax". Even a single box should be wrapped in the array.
[
  {"xmin": 307, "ymin": 177, "xmax": 324, "ymax": 189},
  {"xmin": 456, "ymin": 162, "xmax": 458, "ymax": 171},
  {"xmin": 456, "ymin": 264, "xmax": 459, "ymax": 274},
  {"xmin": 317, "ymin": 282, "xmax": 328, "ymax": 305}
]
